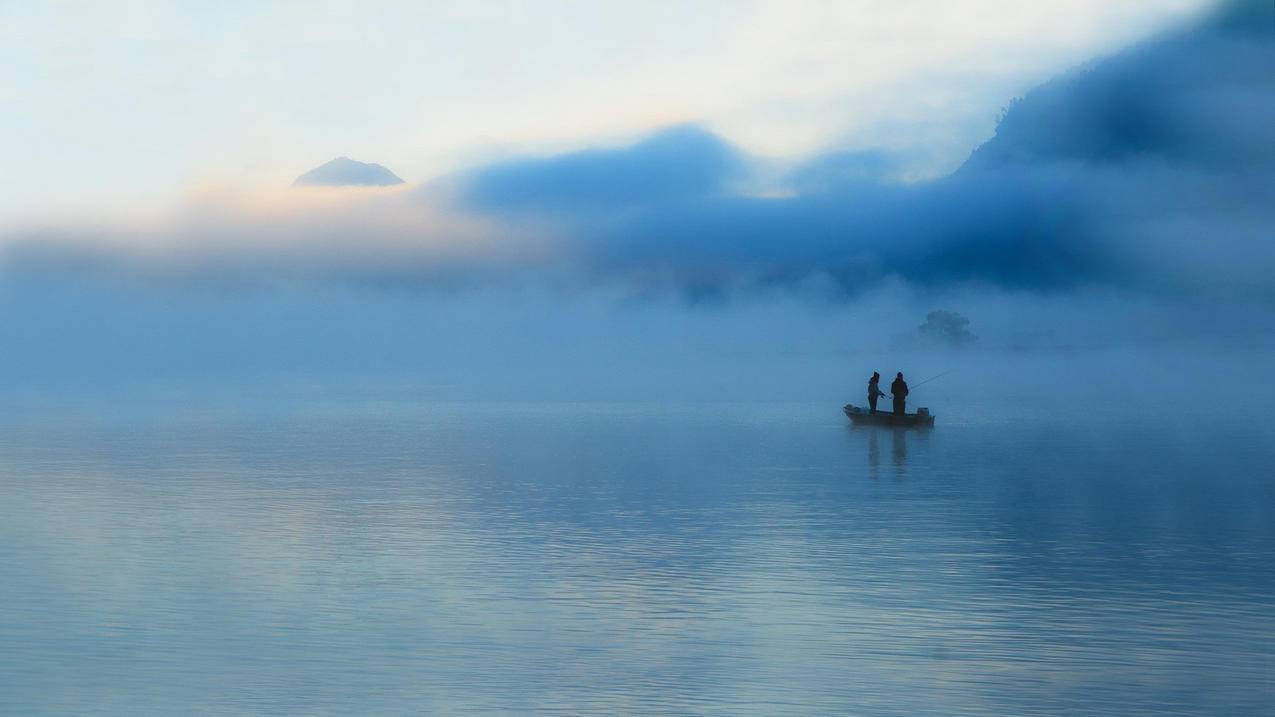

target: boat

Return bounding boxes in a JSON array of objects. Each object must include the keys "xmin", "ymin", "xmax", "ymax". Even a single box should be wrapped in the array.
[{"xmin": 843, "ymin": 404, "xmax": 935, "ymax": 428}]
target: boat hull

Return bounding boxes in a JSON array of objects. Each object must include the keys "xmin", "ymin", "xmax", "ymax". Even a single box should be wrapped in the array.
[{"xmin": 843, "ymin": 404, "xmax": 935, "ymax": 428}]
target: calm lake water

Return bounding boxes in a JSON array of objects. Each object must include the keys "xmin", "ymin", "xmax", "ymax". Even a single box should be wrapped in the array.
[{"xmin": 1, "ymin": 390, "xmax": 1272, "ymax": 715}]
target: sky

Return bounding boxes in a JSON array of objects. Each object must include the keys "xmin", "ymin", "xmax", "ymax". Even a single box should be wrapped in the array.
[
  {"xmin": 1, "ymin": 0, "xmax": 1272, "ymax": 396},
  {"xmin": 2, "ymin": 1, "xmax": 1211, "ymax": 217}
]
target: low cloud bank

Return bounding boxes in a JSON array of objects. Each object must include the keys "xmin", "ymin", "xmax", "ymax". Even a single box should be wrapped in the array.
[
  {"xmin": 447, "ymin": 1, "xmax": 1273, "ymax": 300},
  {"xmin": 0, "ymin": 1, "xmax": 1270, "ymax": 351},
  {"xmin": 1, "ymin": 187, "xmax": 549, "ymax": 290}
]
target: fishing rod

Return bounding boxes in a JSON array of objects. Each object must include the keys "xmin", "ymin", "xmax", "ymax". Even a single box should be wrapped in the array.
[
  {"xmin": 909, "ymin": 369, "xmax": 959, "ymax": 391},
  {"xmin": 885, "ymin": 369, "xmax": 958, "ymax": 397}
]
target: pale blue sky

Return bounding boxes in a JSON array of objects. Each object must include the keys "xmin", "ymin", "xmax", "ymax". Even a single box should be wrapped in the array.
[{"xmin": 2, "ymin": 1, "xmax": 1210, "ymax": 219}]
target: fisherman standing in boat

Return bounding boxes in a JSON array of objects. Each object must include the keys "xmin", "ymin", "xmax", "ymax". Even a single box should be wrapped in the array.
[
  {"xmin": 867, "ymin": 372, "xmax": 886, "ymax": 413},
  {"xmin": 891, "ymin": 372, "xmax": 909, "ymax": 415}
]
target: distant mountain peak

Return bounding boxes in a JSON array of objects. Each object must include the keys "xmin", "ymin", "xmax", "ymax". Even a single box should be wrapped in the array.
[{"xmin": 293, "ymin": 157, "xmax": 404, "ymax": 187}]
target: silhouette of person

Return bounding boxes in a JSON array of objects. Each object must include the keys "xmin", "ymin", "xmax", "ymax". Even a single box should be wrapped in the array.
[
  {"xmin": 891, "ymin": 372, "xmax": 909, "ymax": 415},
  {"xmin": 867, "ymin": 372, "xmax": 886, "ymax": 413}
]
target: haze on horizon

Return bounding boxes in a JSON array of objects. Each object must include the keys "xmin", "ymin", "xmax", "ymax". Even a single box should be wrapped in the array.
[{"xmin": 0, "ymin": 0, "xmax": 1272, "ymax": 397}]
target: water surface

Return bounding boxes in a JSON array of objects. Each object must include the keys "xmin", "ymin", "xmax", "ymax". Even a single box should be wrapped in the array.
[{"xmin": 1, "ymin": 393, "xmax": 1272, "ymax": 715}]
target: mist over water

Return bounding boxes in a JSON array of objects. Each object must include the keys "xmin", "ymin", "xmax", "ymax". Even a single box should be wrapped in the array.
[
  {"xmin": 2, "ymin": 345, "xmax": 1273, "ymax": 715},
  {"xmin": 2, "ymin": 3, "xmax": 1272, "ymax": 714}
]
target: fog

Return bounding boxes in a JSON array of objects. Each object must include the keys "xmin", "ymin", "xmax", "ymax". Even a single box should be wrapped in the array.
[{"xmin": 0, "ymin": 1, "xmax": 1270, "ymax": 406}]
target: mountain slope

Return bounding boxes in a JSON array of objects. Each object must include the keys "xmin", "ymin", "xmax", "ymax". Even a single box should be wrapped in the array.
[
  {"xmin": 294, "ymin": 157, "xmax": 404, "ymax": 187},
  {"xmin": 962, "ymin": 0, "xmax": 1274, "ymax": 171}
]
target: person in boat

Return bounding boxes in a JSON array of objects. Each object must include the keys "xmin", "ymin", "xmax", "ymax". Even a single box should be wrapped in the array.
[
  {"xmin": 867, "ymin": 372, "xmax": 886, "ymax": 413},
  {"xmin": 891, "ymin": 372, "xmax": 909, "ymax": 415}
]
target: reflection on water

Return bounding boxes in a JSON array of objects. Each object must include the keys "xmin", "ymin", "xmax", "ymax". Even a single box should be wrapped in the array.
[
  {"xmin": 867, "ymin": 426, "xmax": 880, "ymax": 477},
  {"xmin": 861, "ymin": 426, "xmax": 913, "ymax": 480},
  {"xmin": 891, "ymin": 427, "xmax": 907, "ymax": 471},
  {"xmin": 1, "ymin": 398, "xmax": 1272, "ymax": 715}
]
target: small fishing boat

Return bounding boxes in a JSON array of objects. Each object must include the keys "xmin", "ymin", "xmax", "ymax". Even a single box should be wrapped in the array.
[{"xmin": 843, "ymin": 404, "xmax": 935, "ymax": 428}]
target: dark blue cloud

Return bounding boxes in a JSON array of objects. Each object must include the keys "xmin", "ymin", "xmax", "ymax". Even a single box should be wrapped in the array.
[
  {"xmin": 571, "ymin": 163, "xmax": 1107, "ymax": 296},
  {"xmin": 457, "ymin": 128, "xmax": 1110, "ymax": 293},
  {"xmin": 462, "ymin": 124, "xmax": 743, "ymax": 214},
  {"xmin": 455, "ymin": 0, "xmax": 1273, "ymax": 299}
]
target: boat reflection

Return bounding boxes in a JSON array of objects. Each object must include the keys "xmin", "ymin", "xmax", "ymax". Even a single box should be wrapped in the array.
[{"xmin": 861, "ymin": 426, "xmax": 908, "ymax": 480}]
